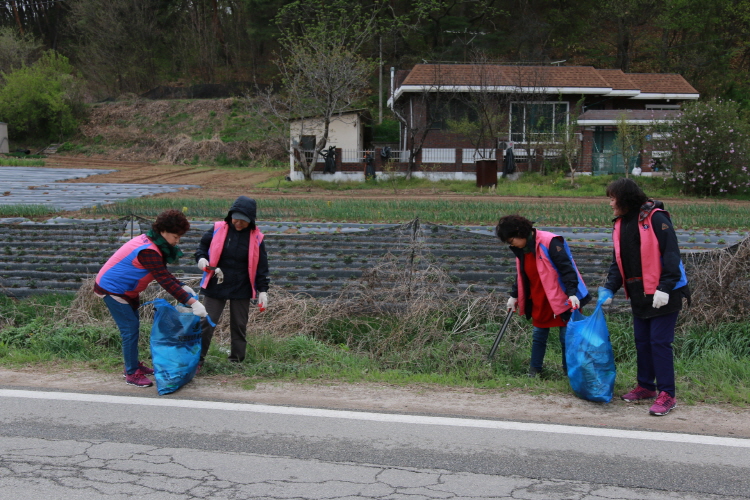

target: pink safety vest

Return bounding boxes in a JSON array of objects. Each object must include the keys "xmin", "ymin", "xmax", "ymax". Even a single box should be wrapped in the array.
[
  {"xmin": 95, "ymin": 234, "xmax": 162, "ymax": 299},
  {"xmin": 515, "ymin": 230, "xmax": 585, "ymax": 317},
  {"xmin": 612, "ymin": 209, "xmax": 663, "ymax": 298},
  {"xmin": 199, "ymin": 221, "xmax": 264, "ymax": 298}
]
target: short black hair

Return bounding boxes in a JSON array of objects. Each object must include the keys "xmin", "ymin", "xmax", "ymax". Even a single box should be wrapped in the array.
[
  {"xmin": 495, "ymin": 215, "xmax": 533, "ymax": 243},
  {"xmin": 606, "ymin": 178, "xmax": 648, "ymax": 213},
  {"xmin": 152, "ymin": 209, "xmax": 190, "ymax": 236}
]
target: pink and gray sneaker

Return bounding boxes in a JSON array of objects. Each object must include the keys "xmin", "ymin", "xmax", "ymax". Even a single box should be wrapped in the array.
[
  {"xmin": 649, "ymin": 391, "xmax": 677, "ymax": 416},
  {"xmin": 123, "ymin": 361, "xmax": 155, "ymax": 378},
  {"xmin": 620, "ymin": 385, "xmax": 657, "ymax": 402},
  {"xmin": 125, "ymin": 368, "xmax": 153, "ymax": 388}
]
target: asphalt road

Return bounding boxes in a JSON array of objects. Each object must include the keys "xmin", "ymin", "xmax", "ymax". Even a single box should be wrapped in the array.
[{"xmin": 0, "ymin": 389, "xmax": 748, "ymax": 499}]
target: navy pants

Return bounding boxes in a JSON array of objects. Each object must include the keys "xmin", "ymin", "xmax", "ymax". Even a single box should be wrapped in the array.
[
  {"xmin": 531, "ymin": 326, "xmax": 567, "ymax": 373},
  {"xmin": 632, "ymin": 311, "xmax": 679, "ymax": 397}
]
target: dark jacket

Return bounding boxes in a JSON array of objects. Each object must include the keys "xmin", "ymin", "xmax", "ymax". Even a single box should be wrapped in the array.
[
  {"xmin": 509, "ymin": 230, "xmax": 592, "ymax": 322},
  {"xmin": 603, "ymin": 201, "xmax": 689, "ymax": 318},
  {"xmin": 194, "ymin": 196, "xmax": 270, "ymax": 300}
]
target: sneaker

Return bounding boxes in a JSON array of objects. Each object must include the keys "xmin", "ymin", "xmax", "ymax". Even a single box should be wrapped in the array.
[
  {"xmin": 527, "ymin": 367, "xmax": 542, "ymax": 378},
  {"xmin": 649, "ymin": 392, "xmax": 677, "ymax": 416},
  {"xmin": 125, "ymin": 368, "xmax": 153, "ymax": 388},
  {"xmin": 195, "ymin": 363, "xmax": 202, "ymax": 375},
  {"xmin": 621, "ymin": 385, "xmax": 657, "ymax": 402},
  {"xmin": 122, "ymin": 361, "xmax": 154, "ymax": 378}
]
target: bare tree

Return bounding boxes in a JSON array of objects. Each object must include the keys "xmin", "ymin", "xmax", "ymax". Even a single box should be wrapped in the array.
[
  {"xmin": 260, "ymin": 0, "xmax": 377, "ymax": 181},
  {"xmin": 614, "ymin": 112, "xmax": 651, "ymax": 178},
  {"xmin": 447, "ymin": 54, "xmax": 510, "ymax": 162},
  {"xmin": 390, "ymin": 64, "xmax": 452, "ymax": 180},
  {"xmin": 506, "ymin": 66, "xmax": 554, "ymax": 174},
  {"xmin": 557, "ymin": 97, "xmax": 585, "ymax": 185}
]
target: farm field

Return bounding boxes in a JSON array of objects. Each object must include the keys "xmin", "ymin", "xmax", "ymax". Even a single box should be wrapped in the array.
[
  {"xmin": 0, "ymin": 217, "xmax": 743, "ymax": 299},
  {"xmin": 1, "ymin": 158, "xmax": 749, "ymax": 439}
]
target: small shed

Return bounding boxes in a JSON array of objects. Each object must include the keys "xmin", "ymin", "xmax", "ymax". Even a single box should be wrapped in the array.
[
  {"xmin": 0, "ymin": 123, "xmax": 8, "ymax": 154},
  {"xmin": 289, "ymin": 110, "xmax": 370, "ymax": 180}
]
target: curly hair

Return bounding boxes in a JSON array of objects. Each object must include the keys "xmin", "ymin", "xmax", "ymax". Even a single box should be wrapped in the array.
[
  {"xmin": 606, "ymin": 178, "xmax": 649, "ymax": 214},
  {"xmin": 152, "ymin": 209, "xmax": 190, "ymax": 235},
  {"xmin": 495, "ymin": 214, "xmax": 534, "ymax": 243}
]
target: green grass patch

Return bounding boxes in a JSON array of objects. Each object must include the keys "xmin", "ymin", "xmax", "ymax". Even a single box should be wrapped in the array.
[
  {"xmin": 0, "ymin": 204, "xmax": 60, "ymax": 218},
  {"xmin": 259, "ymin": 172, "xmax": 687, "ymax": 197},
  {"xmin": 2, "ymin": 293, "xmax": 749, "ymax": 406},
  {"xmin": 83, "ymin": 195, "xmax": 750, "ymax": 230},
  {"xmin": 0, "ymin": 157, "xmax": 45, "ymax": 166}
]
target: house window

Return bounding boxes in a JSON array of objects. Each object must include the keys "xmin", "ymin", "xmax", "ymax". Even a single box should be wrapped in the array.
[
  {"xmin": 510, "ymin": 102, "xmax": 568, "ymax": 143},
  {"xmin": 300, "ymin": 135, "xmax": 316, "ymax": 150},
  {"xmin": 429, "ymin": 97, "xmax": 478, "ymax": 130},
  {"xmin": 300, "ymin": 135, "xmax": 316, "ymax": 163}
]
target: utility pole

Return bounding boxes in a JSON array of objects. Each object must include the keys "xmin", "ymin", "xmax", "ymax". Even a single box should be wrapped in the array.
[{"xmin": 378, "ymin": 35, "xmax": 383, "ymax": 124}]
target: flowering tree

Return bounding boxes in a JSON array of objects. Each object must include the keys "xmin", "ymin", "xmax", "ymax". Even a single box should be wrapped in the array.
[{"xmin": 664, "ymin": 99, "xmax": 750, "ymax": 196}]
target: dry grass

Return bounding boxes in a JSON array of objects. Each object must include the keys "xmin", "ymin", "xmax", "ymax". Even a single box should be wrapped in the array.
[
  {"xmin": 160, "ymin": 133, "xmax": 248, "ymax": 164},
  {"xmin": 64, "ymin": 221, "xmax": 522, "ymax": 361},
  {"xmin": 74, "ymin": 97, "xmax": 283, "ymax": 164},
  {"xmin": 682, "ymin": 236, "xmax": 750, "ymax": 327}
]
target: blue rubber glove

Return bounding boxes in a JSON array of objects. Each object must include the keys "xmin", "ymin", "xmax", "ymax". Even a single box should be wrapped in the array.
[{"xmin": 597, "ymin": 287, "xmax": 614, "ymax": 306}]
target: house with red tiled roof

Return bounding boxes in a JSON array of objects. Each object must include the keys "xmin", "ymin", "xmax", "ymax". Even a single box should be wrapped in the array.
[{"xmin": 385, "ymin": 64, "xmax": 699, "ymax": 180}]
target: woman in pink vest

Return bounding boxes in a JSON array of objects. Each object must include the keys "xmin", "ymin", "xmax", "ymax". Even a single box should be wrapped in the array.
[
  {"xmin": 599, "ymin": 178, "xmax": 689, "ymax": 416},
  {"xmin": 95, "ymin": 209, "xmax": 208, "ymax": 388},
  {"xmin": 496, "ymin": 215, "xmax": 590, "ymax": 378},
  {"xmin": 195, "ymin": 196, "xmax": 270, "ymax": 369}
]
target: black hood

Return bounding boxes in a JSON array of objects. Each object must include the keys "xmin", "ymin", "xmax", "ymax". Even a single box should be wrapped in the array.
[{"xmin": 224, "ymin": 196, "xmax": 257, "ymax": 223}]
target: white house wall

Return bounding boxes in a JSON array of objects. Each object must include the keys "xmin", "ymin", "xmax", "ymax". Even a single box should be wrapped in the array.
[{"xmin": 289, "ymin": 114, "xmax": 362, "ymax": 151}]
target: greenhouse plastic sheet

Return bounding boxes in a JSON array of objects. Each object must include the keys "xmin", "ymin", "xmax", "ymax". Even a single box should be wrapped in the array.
[{"xmin": 0, "ymin": 167, "xmax": 198, "ymax": 211}]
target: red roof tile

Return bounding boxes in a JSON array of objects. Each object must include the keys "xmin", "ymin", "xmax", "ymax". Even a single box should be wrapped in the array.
[
  {"xmin": 401, "ymin": 64, "xmax": 611, "ymax": 89},
  {"xmin": 623, "ymin": 74, "xmax": 698, "ymax": 95},
  {"xmin": 398, "ymin": 64, "xmax": 698, "ymax": 96},
  {"xmin": 596, "ymin": 69, "xmax": 638, "ymax": 91}
]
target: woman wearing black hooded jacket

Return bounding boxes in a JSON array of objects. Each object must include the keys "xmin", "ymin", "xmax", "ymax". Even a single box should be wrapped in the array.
[{"xmin": 195, "ymin": 196, "xmax": 270, "ymax": 367}]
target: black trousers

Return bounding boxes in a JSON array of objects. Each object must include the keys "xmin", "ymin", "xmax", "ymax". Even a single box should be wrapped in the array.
[{"xmin": 201, "ymin": 295, "xmax": 251, "ymax": 363}]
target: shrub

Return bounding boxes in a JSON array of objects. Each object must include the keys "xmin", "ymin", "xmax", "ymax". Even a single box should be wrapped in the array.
[
  {"xmin": 664, "ymin": 98, "xmax": 750, "ymax": 196},
  {"xmin": 0, "ymin": 27, "xmax": 42, "ymax": 76},
  {"xmin": 0, "ymin": 51, "xmax": 85, "ymax": 140}
]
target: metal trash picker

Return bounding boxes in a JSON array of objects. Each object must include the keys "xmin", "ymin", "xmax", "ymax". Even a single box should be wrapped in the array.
[{"xmin": 487, "ymin": 309, "xmax": 514, "ymax": 361}]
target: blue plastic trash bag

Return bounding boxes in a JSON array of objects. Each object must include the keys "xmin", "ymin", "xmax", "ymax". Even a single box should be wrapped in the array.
[
  {"xmin": 565, "ymin": 304, "xmax": 616, "ymax": 403},
  {"xmin": 147, "ymin": 298, "xmax": 201, "ymax": 395}
]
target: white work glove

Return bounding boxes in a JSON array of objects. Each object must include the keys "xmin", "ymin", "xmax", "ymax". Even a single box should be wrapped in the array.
[
  {"xmin": 197, "ymin": 258, "xmax": 209, "ymax": 272},
  {"xmin": 182, "ymin": 285, "xmax": 196, "ymax": 297},
  {"xmin": 567, "ymin": 295, "xmax": 580, "ymax": 310},
  {"xmin": 258, "ymin": 292, "xmax": 268, "ymax": 311},
  {"xmin": 507, "ymin": 297, "xmax": 518, "ymax": 311},
  {"xmin": 190, "ymin": 300, "xmax": 208, "ymax": 318},
  {"xmin": 652, "ymin": 290, "xmax": 670, "ymax": 309},
  {"xmin": 214, "ymin": 267, "xmax": 224, "ymax": 284},
  {"xmin": 597, "ymin": 287, "xmax": 614, "ymax": 306}
]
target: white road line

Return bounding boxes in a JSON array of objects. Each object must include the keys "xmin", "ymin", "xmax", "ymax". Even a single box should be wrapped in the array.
[{"xmin": 2, "ymin": 389, "xmax": 748, "ymax": 449}]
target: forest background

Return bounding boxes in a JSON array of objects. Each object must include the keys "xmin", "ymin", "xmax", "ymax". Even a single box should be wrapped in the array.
[{"xmin": 2, "ymin": 0, "xmax": 750, "ymax": 110}]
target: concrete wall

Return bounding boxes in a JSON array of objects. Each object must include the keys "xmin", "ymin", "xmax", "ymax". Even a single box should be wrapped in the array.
[{"xmin": 290, "ymin": 113, "xmax": 363, "ymax": 151}]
